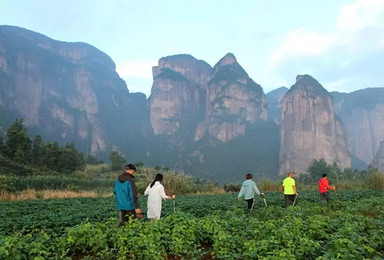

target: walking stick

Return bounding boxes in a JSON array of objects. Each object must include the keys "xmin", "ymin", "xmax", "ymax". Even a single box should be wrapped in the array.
[
  {"xmin": 250, "ymin": 200, "xmax": 255, "ymax": 212},
  {"xmin": 292, "ymin": 194, "xmax": 298, "ymax": 206},
  {"xmin": 173, "ymin": 195, "xmax": 176, "ymax": 212},
  {"xmin": 262, "ymin": 195, "xmax": 268, "ymax": 207}
]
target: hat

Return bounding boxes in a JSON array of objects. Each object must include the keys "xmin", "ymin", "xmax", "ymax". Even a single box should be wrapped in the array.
[{"xmin": 126, "ymin": 164, "xmax": 137, "ymax": 171}]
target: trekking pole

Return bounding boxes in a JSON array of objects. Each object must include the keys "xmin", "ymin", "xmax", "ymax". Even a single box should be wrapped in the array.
[
  {"xmin": 292, "ymin": 194, "xmax": 298, "ymax": 206},
  {"xmin": 262, "ymin": 195, "xmax": 268, "ymax": 207},
  {"xmin": 172, "ymin": 195, "xmax": 176, "ymax": 212},
  {"xmin": 250, "ymin": 200, "xmax": 255, "ymax": 212}
]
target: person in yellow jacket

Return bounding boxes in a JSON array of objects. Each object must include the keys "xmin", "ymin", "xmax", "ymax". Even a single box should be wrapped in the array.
[{"xmin": 282, "ymin": 172, "xmax": 298, "ymax": 207}]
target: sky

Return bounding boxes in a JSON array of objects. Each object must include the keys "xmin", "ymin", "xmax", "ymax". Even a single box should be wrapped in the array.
[{"xmin": 1, "ymin": 0, "xmax": 383, "ymax": 97}]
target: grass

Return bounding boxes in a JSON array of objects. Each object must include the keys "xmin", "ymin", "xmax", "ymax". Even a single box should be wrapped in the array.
[{"xmin": 0, "ymin": 188, "xmax": 112, "ymax": 201}]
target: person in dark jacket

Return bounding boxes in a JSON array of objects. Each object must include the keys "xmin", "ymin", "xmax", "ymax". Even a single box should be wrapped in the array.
[{"xmin": 113, "ymin": 163, "xmax": 142, "ymax": 226}]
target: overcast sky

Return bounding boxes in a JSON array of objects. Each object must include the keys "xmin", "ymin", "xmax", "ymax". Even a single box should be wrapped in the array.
[{"xmin": 1, "ymin": 0, "xmax": 383, "ymax": 97}]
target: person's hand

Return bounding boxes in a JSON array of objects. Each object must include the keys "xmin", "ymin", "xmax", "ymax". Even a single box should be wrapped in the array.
[
  {"xmin": 135, "ymin": 209, "xmax": 143, "ymax": 219},
  {"xmin": 135, "ymin": 208, "xmax": 143, "ymax": 219},
  {"xmin": 261, "ymin": 193, "xmax": 264, "ymax": 196},
  {"xmin": 171, "ymin": 195, "xmax": 176, "ymax": 199},
  {"xmin": 237, "ymin": 197, "xmax": 241, "ymax": 201},
  {"xmin": 295, "ymin": 193, "xmax": 298, "ymax": 196}
]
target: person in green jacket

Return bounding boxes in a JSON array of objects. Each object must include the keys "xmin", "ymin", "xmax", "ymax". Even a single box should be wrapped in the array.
[{"xmin": 237, "ymin": 173, "xmax": 264, "ymax": 210}]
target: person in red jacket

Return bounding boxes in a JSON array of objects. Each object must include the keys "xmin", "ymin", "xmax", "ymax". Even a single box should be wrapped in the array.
[{"xmin": 318, "ymin": 174, "xmax": 335, "ymax": 202}]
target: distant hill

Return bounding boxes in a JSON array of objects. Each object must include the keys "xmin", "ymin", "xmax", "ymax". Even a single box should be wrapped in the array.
[{"xmin": 1, "ymin": 25, "xmax": 383, "ymax": 182}]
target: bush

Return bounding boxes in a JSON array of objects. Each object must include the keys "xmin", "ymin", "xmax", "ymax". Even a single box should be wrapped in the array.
[{"xmin": 364, "ymin": 172, "xmax": 384, "ymax": 190}]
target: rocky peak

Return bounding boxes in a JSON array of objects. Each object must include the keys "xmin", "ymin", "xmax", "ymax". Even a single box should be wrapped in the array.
[
  {"xmin": 332, "ymin": 88, "xmax": 384, "ymax": 165},
  {"xmin": 279, "ymin": 75, "xmax": 351, "ymax": 175},
  {"xmin": 149, "ymin": 54, "xmax": 211, "ymax": 136},
  {"xmin": 288, "ymin": 74, "xmax": 331, "ymax": 98},
  {"xmin": 216, "ymin": 53, "xmax": 237, "ymax": 67},
  {"xmin": 0, "ymin": 25, "xmax": 116, "ymax": 72},
  {"xmin": 194, "ymin": 53, "xmax": 267, "ymax": 142},
  {"xmin": 152, "ymin": 54, "xmax": 212, "ymax": 89},
  {"xmin": 0, "ymin": 25, "xmax": 140, "ymax": 154}
]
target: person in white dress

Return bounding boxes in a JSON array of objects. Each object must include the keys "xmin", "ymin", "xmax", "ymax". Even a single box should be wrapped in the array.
[{"xmin": 144, "ymin": 174, "xmax": 174, "ymax": 221}]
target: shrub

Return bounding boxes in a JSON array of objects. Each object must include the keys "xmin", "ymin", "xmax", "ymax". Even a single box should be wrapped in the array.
[{"xmin": 364, "ymin": 172, "xmax": 384, "ymax": 190}]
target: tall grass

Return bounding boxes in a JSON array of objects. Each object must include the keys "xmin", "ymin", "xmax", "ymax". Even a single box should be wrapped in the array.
[
  {"xmin": 0, "ymin": 189, "xmax": 112, "ymax": 201},
  {"xmin": 0, "ymin": 175, "xmax": 113, "ymax": 192}
]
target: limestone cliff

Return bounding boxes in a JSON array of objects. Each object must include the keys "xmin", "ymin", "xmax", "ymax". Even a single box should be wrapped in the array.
[
  {"xmin": 194, "ymin": 53, "xmax": 267, "ymax": 142},
  {"xmin": 332, "ymin": 88, "xmax": 384, "ymax": 165},
  {"xmin": 0, "ymin": 25, "xmax": 146, "ymax": 154},
  {"xmin": 149, "ymin": 55, "xmax": 211, "ymax": 136},
  {"xmin": 372, "ymin": 140, "xmax": 384, "ymax": 171},
  {"xmin": 279, "ymin": 75, "xmax": 351, "ymax": 175},
  {"xmin": 266, "ymin": 87, "xmax": 288, "ymax": 124}
]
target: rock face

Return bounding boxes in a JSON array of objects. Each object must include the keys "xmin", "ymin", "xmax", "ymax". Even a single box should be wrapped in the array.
[
  {"xmin": 194, "ymin": 53, "xmax": 267, "ymax": 142},
  {"xmin": 149, "ymin": 55, "xmax": 211, "ymax": 136},
  {"xmin": 279, "ymin": 75, "xmax": 351, "ymax": 175},
  {"xmin": 332, "ymin": 88, "xmax": 384, "ymax": 166},
  {"xmin": 0, "ymin": 25, "xmax": 146, "ymax": 154},
  {"xmin": 372, "ymin": 140, "xmax": 384, "ymax": 171},
  {"xmin": 266, "ymin": 87, "xmax": 288, "ymax": 124}
]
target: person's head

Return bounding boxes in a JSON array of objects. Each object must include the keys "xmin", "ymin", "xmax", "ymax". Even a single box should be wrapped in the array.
[
  {"xmin": 150, "ymin": 173, "xmax": 163, "ymax": 188},
  {"xmin": 288, "ymin": 172, "xmax": 294, "ymax": 178},
  {"xmin": 246, "ymin": 173, "xmax": 252, "ymax": 180},
  {"xmin": 322, "ymin": 173, "xmax": 327, "ymax": 178},
  {"xmin": 125, "ymin": 164, "xmax": 137, "ymax": 175}
]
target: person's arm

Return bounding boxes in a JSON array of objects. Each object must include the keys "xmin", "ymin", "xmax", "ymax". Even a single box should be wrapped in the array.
[
  {"xmin": 253, "ymin": 182, "xmax": 261, "ymax": 196},
  {"xmin": 130, "ymin": 180, "xmax": 140, "ymax": 209},
  {"xmin": 158, "ymin": 184, "xmax": 169, "ymax": 199},
  {"xmin": 144, "ymin": 184, "xmax": 151, "ymax": 196},
  {"xmin": 293, "ymin": 180, "xmax": 298, "ymax": 195},
  {"xmin": 238, "ymin": 186, "xmax": 244, "ymax": 201},
  {"xmin": 326, "ymin": 179, "xmax": 335, "ymax": 190}
]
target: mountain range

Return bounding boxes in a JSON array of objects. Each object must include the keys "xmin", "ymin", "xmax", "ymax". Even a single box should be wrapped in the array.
[{"xmin": 1, "ymin": 25, "xmax": 383, "ymax": 183}]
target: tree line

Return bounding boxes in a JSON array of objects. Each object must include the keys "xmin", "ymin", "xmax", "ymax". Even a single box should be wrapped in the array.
[{"xmin": 0, "ymin": 119, "xmax": 86, "ymax": 176}]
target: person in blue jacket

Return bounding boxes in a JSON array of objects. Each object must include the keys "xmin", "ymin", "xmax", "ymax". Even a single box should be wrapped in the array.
[
  {"xmin": 237, "ymin": 173, "xmax": 264, "ymax": 210},
  {"xmin": 113, "ymin": 163, "xmax": 142, "ymax": 226}
]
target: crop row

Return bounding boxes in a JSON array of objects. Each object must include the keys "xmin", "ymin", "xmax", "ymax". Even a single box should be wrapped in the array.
[
  {"xmin": 0, "ymin": 191, "xmax": 383, "ymax": 259},
  {"xmin": 1, "ymin": 190, "xmax": 383, "ymax": 236},
  {"xmin": 1, "ymin": 197, "xmax": 384, "ymax": 259}
]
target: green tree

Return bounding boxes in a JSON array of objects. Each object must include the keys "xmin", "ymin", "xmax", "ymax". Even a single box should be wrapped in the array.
[
  {"xmin": 85, "ymin": 154, "xmax": 104, "ymax": 165},
  {"xmin": 32, "ymin": 135, "xmax": 44, "ymax": 167},
  {"xmin": 109, "ymin": 151, "xmax": 126, "ymax": 171},
  {"xmin": 58, "ymin": 142, "xmax": 86, "ymax": 174},
  {"xmin": 306, "ymin": 159, "xmax": 331, "ymax": 184},
  {"xmin": 0, "ymin": 136, "xmax": 5, "ymax": 156},
  {"xmin": 42, "ymin": 141, "xmax": 60, "ymax": 172},
  {"xmin": 5, "ymin": 119, "xmax": 32, "ymax": 164}
]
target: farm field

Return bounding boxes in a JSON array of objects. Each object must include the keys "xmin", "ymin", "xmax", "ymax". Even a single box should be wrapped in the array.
[{"xmin": 1, "ymin": 190, "xmax": 384, "ymax": 259}]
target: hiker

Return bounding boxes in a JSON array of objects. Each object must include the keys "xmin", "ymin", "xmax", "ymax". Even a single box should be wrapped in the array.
[
  {"xmin": 113, "ymin": 163, "xmax": 142, "ymax": 226},
  {"xmin": 237, "ymin": 173, "xmax": 264, "ymax": 210},
  {"xmin": 318, "ymin": 173, "xmax": 335, "ymax": 203},
  {"xmin": 282, "ymin": 172, "xmax": 298, "ymax": 207},
  {"xmin": 144, "ymin": 173, "xmax": 175, "ymax": 221}
]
